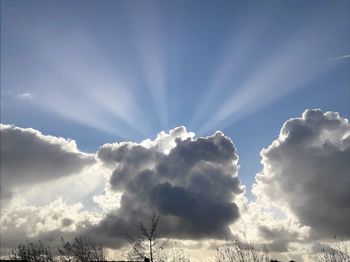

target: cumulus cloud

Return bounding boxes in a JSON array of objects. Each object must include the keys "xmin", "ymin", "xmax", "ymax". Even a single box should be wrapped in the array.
[
  {"xmin": 253, "ymin": 109, "xmax": 350, "ymax": 239},
  {"xmin": 94, "ymin": 126, "xmax": 244, "ymax": 244},
  {"xmin": 227, "ymin": 194, "xmax": 310, "ymax": 261},
  {"xmin": 0, "ymin": 124, "xmax": 95, "ymax": 201},
  {"xmin": 4, "ymin": 115, "xmax": 349, "ymax": 259},
  {"xmin": 0, "ymin": 197, "xmax": 101, "ymax": 255}
]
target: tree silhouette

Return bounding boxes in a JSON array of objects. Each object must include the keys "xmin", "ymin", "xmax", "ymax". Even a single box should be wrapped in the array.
[
  {"xmin": 318, "ymin": 235, "xmax": 350, "ymax": 262},
  {"xmin": 8, "ymin": 237, "xmax": 105, "ymax": 262},
  {"xmin": 215, "ymin": 240, "xmax": 270, "ymax": 262},
  {"xmin": 126, "ymin": 213, "xmax": 167, "ymax": 262},
  {"xmin": 165, "ymin": 240, "xmax": 191, "ymax": 262},
  {"xmin": 58, "ymin": 236, "xmax": 105, "ymax": 262},
  {"xmin": 9, "ymin": 240, "xmax": 53, "ymax": 262}
]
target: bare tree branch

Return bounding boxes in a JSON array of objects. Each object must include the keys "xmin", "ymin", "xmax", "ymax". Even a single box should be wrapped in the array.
[{"xmin": 125, "ymin": 213, "xmax": 165, "ymax": 262}]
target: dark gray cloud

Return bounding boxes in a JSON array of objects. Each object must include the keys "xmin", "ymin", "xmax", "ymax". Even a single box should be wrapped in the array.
[
  {"xmin": 0, "ymin": 124, "xmax": 95, "ymax": 201},
  {"xmin": 94, "ymin": 127, "xmax": 244, "ymax": 244},
  {"xmin": 258, "ymin": 225, "xmax": 299, "ymax": 252},
  {"xmin": 254, "ymin": 109, "xmax": 350, "ymax": 239},
  {"xmin": 259, "ymin": 225, "xmax": 297, "ymax": 242}
]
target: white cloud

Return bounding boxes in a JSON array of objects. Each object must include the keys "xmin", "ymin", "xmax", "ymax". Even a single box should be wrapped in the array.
[
  {"xmin": 253, "ymin": 109, "xmax": 350, "ymax": 239},
  {"xmin": 0, "ymin": 125, "xmax": 111, "ymax": 256},
  {"xmin": 17, "ymin": 93, "xmax": 33, "ymax": 99},
  {"xmin": 327, "ymin": 54, "xmax": 350, "ymax": 61},
  {"xmin": 2, "ymin": 117, "xmax": 349, "ymax": 260},
  {"xmin": 93, "ymin": 184, "xmax": 122, "ymax": 213},
  {"xmin": 0, "ymin": 197, "xmax": 102, "ymax": 255},
  {"xmin": 0, "ymin": 124, "xmax": 95, "ymax": 203}
]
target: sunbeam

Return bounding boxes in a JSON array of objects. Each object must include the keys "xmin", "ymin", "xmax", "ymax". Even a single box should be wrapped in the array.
[
  {"xmin": 190, "ymin": 9, "xmax": 272, "ymax": 129},
  {"xmin": 197, "ymin": 10, "xmax": 341, "ymax": 134},
  {"xmin": 13, "ymin": 27, "xmax": 153, "ymax": 139},
  {"xmin": 1, "ymin": 1, "xmax": 350, "ymax": 261},
  {"xmin": 126, "ymin": 1, "xmax": 169, "ymax": 130}
]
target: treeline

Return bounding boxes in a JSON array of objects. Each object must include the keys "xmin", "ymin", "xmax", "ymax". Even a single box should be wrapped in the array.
[
  {"xmin": 7, "ymin": 236, "xmax": 350, "ymax": 262},
  {"xmin": 6, "ymin": 215, "xmax": 350, "ymax": 262},
  {"xmin": 8, "ymin": 237, "xmax": 273, "ymax": 262},
  {"xmin": 9, "ymin": 237, "xmax": 105, "ymax": 262}
]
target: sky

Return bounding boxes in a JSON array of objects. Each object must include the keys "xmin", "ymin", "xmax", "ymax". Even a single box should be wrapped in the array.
[{"xmin": 1, "ymin": 0, "xmax": 350, "ymax": 261}]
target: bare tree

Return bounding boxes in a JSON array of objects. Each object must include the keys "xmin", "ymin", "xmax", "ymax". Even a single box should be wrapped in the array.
[
  {"xmin": 215, "ymin": 240, "xmax": 270, "ymax": 262},
  {"xmin": 9, "ymin": 240, "xmax": 53, "ymax": 262},
  {"xmin": 318, "ymin": 235, "xmax": 350, "ymax": 262},
  {"xmin": 166, "ymin": 240, "xmax": 191, "ymax": 262},
  {"xmin": 58, "ymin": 236, "xmax": 105, "ymax": 262},
  {"xmin": 126, "ymin": 213, "xmax": 167, "ymax": 262}
]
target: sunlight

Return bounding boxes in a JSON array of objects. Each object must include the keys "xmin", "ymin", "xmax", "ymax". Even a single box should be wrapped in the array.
[
  {"xmin": 127, "ymin": 1, "xmax": 169, "ymax": 130},
  {"xmin": 26, "ymin": 28, "xmax": 153, "ymax": 139},
  {"xmin": 190, "ymin": 9, "xmax": 272, "ymax": 129},
  {"xmin": 197, "ymin": 18, "xmax": 333, "ymax": 134},
  {"xmin": 2, "ymin": 1, "xmax": 349, "ymax": 260}
]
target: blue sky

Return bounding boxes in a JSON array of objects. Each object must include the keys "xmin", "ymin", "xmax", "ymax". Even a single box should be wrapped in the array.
[{"xmin": 1, "ymin": 0, "xmax": 349, "ymax": 197}]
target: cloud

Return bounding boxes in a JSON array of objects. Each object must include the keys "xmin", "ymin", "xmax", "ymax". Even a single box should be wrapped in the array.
[
  {"xmin": 1, "ymin": 119, "xmax": 349, "ymax": 260},
  {"xmin": 327, "ymin": 54, "xmax": 350, "ymax": 61},
  {"xmin": 0, "ymin": 197, "xmax": 101, "ymax": 254},
  {"xmin": 0, "ymin": 124, "xmax": 95, "ymax": 202},
  {"xmin": 253, "ymin": 109, "xmax": 350, "ymax": 239},
  {"xmin": 93, "ymin": 126, "xmax": 244, "ymax": 245},
  {"xmin": 258, "ymin": 225, "xmax": 298, "ymax": 252},
  {"xmin": 17, "ymin": 93, "xmax": 33, "ymax": 99},
  {"xmin": 227, "ymin": 194, "xmax": 310, "ymax": 260}
]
